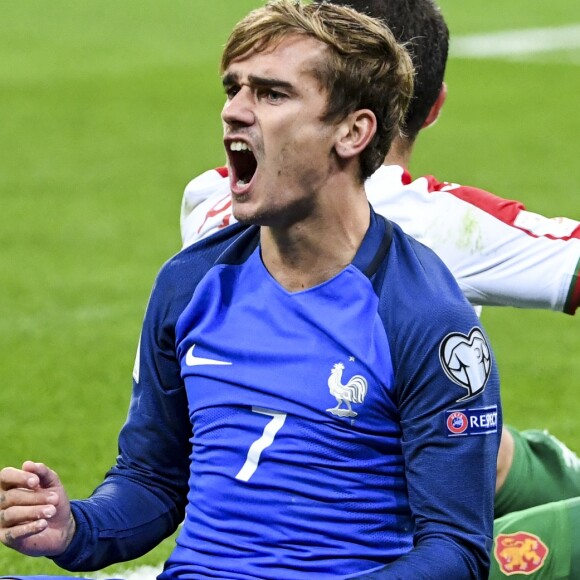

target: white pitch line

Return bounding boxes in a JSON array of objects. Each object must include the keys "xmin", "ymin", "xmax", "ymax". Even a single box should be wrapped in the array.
[
  {"xmin": 451, "ymin": 23, "xmax": 580, "ymax": 58},
  {"xmin": 92, "ymin": 565, "xmax": 163, "ymax": 580}
]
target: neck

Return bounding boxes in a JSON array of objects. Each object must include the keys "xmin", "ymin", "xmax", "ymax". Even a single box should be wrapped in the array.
[
  {"xmin": 383, "ymin": 135, "xmax": 414, "ymax": 170},
  {"xmin": 260, "ymin": 183, "xmax": 370, "ymax": 292}
]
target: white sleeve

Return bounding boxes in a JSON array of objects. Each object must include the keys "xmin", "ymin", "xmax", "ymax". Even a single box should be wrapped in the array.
[
  {"xmin": 366, "ymin": 168, "xmax": 580, "ymax": 314},
  {"xmin": 180, "ymin": 169, "xmax": 237, "ymax": 248},
  {"xmin": 180, "ymin": 165, "xmax": 580, "ymax": 314}
]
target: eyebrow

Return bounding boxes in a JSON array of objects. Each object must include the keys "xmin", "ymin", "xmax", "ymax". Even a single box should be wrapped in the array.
[{"xmin": 222, "ymin": 72, "xmax": 296, "ymax": 94}]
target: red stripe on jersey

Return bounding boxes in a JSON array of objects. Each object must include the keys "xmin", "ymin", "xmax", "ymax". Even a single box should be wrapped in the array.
[
  {"xmin": 216, "ymin": 166, "xmax": 229, "ymax": 178},
  {"xmin": 424, "ymin": 176, "xmax": 524, "ymax": 223},
  {"xmin": 423, "ymin": 175, "xmax": 580, "ymax": 241},
  {"xmin": 564, "ymin": 258, "xmax": 580, "ymax": 314}
]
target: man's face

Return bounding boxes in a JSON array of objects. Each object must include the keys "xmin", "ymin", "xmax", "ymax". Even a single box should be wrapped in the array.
[{"xmin": 221, "ymin": 35, "xmax": 339, "ymax": 227}]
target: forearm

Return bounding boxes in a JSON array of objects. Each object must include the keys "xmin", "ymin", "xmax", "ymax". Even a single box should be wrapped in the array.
[
  {"xmin": 356, "ymin": 536, "xmax": 488, "ymax": 579},
  {"xmin": 51, "ymin": 476, "xmax": 184, "ymax": 571}
]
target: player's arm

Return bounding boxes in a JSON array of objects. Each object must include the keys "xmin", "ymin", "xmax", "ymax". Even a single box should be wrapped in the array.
[
  {"xmin": 377, "ymin": 239, "xmax": 502, "ymax": 577},
  {"xmin": 392, "ymin": 310, "xmax": 500, "ymax": 575},
  {"xmin": 422, "ymin": 179, "xmax": 580, "ymax": 314},
  {"xmin": 50, "ymin": 262, "xmax": 193, "ymax": 571}
]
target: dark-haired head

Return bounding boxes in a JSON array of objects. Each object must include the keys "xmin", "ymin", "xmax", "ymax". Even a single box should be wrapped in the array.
[{"xmin": 317, "ymin": 0, "xmax": 449, "ymax": 141}]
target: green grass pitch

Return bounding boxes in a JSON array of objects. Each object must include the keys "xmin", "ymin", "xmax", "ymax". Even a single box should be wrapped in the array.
[{"xmin": 0, "ymin": 0, "xmax": 579, "ymax": 575}]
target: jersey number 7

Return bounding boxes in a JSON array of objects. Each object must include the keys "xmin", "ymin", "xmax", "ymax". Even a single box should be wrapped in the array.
[{"xmin": 235, "ymin": 407, "xmax": 287, "ymax": 482}]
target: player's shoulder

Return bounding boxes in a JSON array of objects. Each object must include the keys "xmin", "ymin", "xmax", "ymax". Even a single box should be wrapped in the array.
[
  {"xmin": 407, "ymin": 172, "xmax": 535, "ymax": 228},
  {"xmin": 184, "ymin": 166, "xmax": 228, "ymax": 189},
  {"xmin": 156, "ymin": 222, "xmax": 249, "ymax": 293},
  {"xmin": 365, "ymin": 165, "xmax": 524, "ymax": 229},
  {"xmin": 415, "ymin": 173, "xmax": 580, "ymax": 240},
  {"xmin": 142, "ymin": 223, "xmax": 256, "ymax": 340},
  {"xmin": 378, "ymin": 220, "xmax": 488, "ymax": 384},
  {"xmin": 388, "ymin": 221, "xmax": 463, "ymax": 295},
  {"xmin": 380, "ymin": 219, "xmax": 476, "ymax": 324},
  {"xmin": 182, "ymin": 167, "xmax": 229, "ymax": 208}
]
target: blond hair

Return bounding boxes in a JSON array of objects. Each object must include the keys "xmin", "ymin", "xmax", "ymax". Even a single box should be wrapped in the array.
[{"xmin": 221, "ymin": 0, "xmax": 414, "ymax": 180}]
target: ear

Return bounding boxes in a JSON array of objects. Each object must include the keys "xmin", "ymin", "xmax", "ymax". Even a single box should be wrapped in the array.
[
  {"xmin": 422, "ymin": 82, "xmax": 447, "ymax": 129},
  {"xmin": 333, "ymin": 109, "xmax": 377, "ymax": 161}
]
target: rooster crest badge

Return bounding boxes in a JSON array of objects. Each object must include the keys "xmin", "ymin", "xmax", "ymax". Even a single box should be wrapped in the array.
[{"xmin": 326, "ymin": 362, "xmax": 368, "ymax": 417}]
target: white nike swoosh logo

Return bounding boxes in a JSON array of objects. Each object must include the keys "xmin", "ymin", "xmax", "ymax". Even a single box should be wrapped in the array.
[{"xmin": 185, "ymin": 345, "xmax": 232, "ymax": 367}]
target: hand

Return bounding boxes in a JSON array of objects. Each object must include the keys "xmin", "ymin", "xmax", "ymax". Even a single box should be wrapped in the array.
[{"xmin": 0, "ymin": 461, "xmax": 75, "ymax": 556}]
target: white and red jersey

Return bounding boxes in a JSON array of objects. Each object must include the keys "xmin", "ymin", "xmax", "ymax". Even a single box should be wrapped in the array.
[{"xmin": 180, "ymin": 164, "xmax": 580, "ymax": 314}]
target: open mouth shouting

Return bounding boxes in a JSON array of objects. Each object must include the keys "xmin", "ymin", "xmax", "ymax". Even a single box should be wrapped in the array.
[{"xmin": 226, "ymin": 139, "xmax": 258, "ymax": 195}]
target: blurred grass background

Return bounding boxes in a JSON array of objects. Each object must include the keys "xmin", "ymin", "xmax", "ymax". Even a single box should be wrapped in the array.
[{"xmin": 0, "ymin": 0, "xmax": 578, "ymax": 575}]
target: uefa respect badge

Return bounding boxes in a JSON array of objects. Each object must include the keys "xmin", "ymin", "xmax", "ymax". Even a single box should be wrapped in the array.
[{"xmin": 445, "ymin": 405, "xmax": 498, "ymax": 437}]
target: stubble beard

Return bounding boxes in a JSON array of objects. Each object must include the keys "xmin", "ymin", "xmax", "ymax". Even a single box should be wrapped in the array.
[{"xmin": 234, "ymin": 191, "xmax": 315, "ymax": 229}]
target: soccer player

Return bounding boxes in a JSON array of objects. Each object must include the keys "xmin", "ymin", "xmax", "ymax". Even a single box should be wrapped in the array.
[
  {"xmin": 180, "ymin": 0, "xmax": 580, "ymax": 521},
  {"xmin": 0, "ymin": 1, "xmax": 501, "ymax": 577}
]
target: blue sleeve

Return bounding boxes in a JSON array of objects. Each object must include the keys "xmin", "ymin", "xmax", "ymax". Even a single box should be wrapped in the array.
[
  {"xmin": 52, "ymin": 263, "xmax": 194, "ymax": 571},
  {"xmin": 377, "ymin": 233, "xmax": 502, "ymax": 577},
  {"xmin": 50, "ymin": 226, "xmax": 246, "ymax": 571}
]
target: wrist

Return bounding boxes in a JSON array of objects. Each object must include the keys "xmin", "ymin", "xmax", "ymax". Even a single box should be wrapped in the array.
[{"xmin": 60, "ymin": 513, "xmax": 76, "ymax": 554}]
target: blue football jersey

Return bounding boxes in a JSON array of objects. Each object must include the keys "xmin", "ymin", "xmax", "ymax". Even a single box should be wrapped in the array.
[{"xmin": 54, "ymin": 211, "xmax": 501, "ymax": 579}]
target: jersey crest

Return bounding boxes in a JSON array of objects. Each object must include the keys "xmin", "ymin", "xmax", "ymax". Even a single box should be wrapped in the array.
[
  {"xmin": 494, "ymin": 532, "xmax": 549, "ymax": 575},
  {"xmin": 326, "ymin": 362, "xmax": 368, "ymax": 417},
  {"xmin": 439, "ymin": 327, "xmax": 491, "ymax": 401}
]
